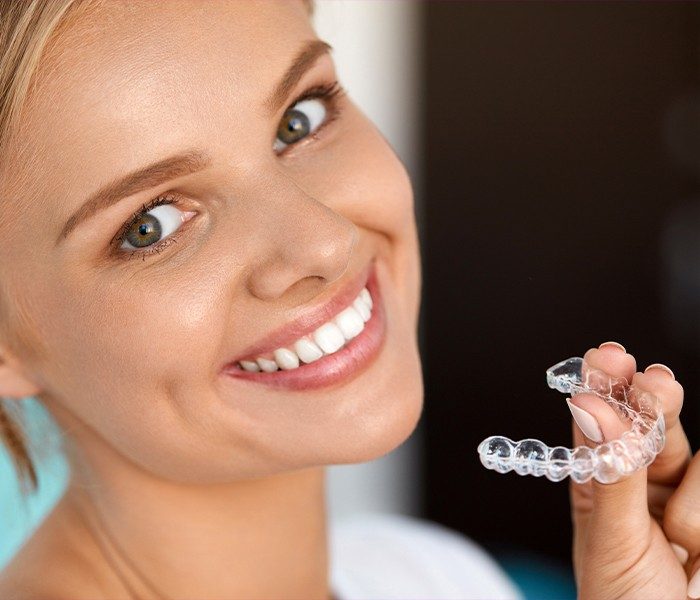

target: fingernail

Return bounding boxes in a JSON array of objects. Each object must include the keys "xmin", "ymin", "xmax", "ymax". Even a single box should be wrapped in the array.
[
  {"xmin": 598, "ymin": 341, "xmax": 626, "ymax": 353},
  {"xmin": 670, "ymin": 542, "xmax": 689, "ymax": 564},
  {"xmin": 645, "ymin": 363, "xmax": 675, "ymax": 380},
  {"xmin": 688, "ymin": 567, "xmax": 700, "ymax": 599},
  {"xmin": 566, "ymin": 398, "xmax": 604, "ymax": 442}
]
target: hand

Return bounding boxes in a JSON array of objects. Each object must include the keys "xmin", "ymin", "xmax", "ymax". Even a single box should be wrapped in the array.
[{"xmin": 569, "ymin": 342, "xmax": 695, "ymax": 600}]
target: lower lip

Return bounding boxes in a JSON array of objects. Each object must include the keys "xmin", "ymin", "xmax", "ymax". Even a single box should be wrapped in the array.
[{"xmin": 220, "ymin": 265, "xmax": 387, "ymax": 391}]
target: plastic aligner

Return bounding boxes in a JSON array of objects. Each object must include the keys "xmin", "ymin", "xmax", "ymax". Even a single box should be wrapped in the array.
[{"xmin": 477, "ymin": 357, "xmax": 665, "ymax": 484}]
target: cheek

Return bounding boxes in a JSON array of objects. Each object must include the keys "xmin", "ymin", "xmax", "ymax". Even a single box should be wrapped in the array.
[
  {"xmin": 308, "ymin": 107, "xmax": 417, "ymax": 241},
  {"xmin": 48, "ymin": 264, "xmax": 225, "ymax": 388},
  {"xmin": 32, "ymin": 260, "xmax": 234, "ymax": 447},
  {"xmin": 308, "ymin": 109, "xmax": 421, "ymax": 314},
  {"xmin": 351, "ymin": 154, "xmax": 413, "ymax": 232},
  {"xmin": 336, "ymin": 119, "xmax": 421, "ymax": 318}
]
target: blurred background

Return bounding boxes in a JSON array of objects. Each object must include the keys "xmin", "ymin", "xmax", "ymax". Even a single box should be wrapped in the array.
[{"xmin": 4, "ymin": 2, "xmax": 700, "ymax": 599}]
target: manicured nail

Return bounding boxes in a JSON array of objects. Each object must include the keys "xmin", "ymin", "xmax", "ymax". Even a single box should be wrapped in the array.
[
  {"xmin": 566, "ymin": 398, "xmax": 603, "ymax": 442},
  {"xmin": 645, "ymin": 363, "xmax": 675, "ymax": 380},
  {"xmin": 598, "ymin": 341, "xmax": 626, "ymax": 353},
  {"xmin": 670, "ymin": 542, "xmax": 689, "ymax": 565},
  {"xmin": 688, "ymin": 567, "xmax": 700, "ymax": 599}
]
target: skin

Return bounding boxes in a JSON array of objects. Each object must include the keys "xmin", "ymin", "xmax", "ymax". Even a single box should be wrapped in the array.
[
  {"xmin": 1, "ymin": 2, "xmax": 696, "ymax": 599},
  {"xmin": 0, "ymin": 1, "xmax": 423, "ymax": 598},
  {"xmin": 568, "ymin": 343, "xmax": 699, "ymax": 600}
]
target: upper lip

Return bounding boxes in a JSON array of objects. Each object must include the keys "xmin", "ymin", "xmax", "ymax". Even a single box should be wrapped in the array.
[{"xmin": 224, "ymin": 260, "xmax": 374, "ymax": 366}]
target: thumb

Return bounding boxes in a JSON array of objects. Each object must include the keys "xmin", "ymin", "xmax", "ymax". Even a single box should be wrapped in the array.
[{"xmin": 569, "ymin": 391, "xmax": 651, "ymax": 559}]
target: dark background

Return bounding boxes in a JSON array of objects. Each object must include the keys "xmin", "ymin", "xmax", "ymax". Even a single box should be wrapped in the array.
[{"xmin": 422, "ymin": 0, "xmax": 700, "ymax": 573}]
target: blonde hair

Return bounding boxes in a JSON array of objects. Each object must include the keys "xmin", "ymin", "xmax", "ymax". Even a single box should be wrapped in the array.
[
  {"xmin": 0, "ymin": 0, "xmax": 102, "ymax": 494},
  {"xmin": 0, "ymin": 0, "xmax": 315, "ymax": 493}
]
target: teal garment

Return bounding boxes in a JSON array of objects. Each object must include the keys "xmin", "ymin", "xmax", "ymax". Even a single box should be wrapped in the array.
[
  {"xmin": 496, "ymin": 551, "xmax": 577, "ymax": 600},
  {"xmin": 0, "ymin": 397, "xmax": 69, "ymax": 570}
]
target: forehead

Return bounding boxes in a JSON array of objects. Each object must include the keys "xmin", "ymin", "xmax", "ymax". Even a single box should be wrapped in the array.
[{"xmin": 8, "ymin": 0, "xmax": 316, "ymax": 227}]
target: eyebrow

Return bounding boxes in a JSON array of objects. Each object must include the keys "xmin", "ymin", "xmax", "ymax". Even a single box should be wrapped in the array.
[
  {"xmin": 57, "ymin": 150, "xmax": 212, "ymax": 244},
  {"xmin": 57, "ymin": 38, "xmax": 333, "ymax": 245},
  {"xmin": 264, "ymin": 38, "xmax": 333, "ymax": 115}
]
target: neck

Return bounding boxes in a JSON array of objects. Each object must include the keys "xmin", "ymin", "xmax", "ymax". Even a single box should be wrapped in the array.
[{"xmin": 64, "ymin": 453, "xmax": 331, "ymax": 600}]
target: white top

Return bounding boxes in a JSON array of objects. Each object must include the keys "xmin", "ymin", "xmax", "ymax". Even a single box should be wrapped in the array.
[{"xmin": 329, "ymin": 513, "xmax": 524, "ymax": 600}]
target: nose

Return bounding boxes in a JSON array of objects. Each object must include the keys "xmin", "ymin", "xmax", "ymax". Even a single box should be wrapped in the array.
[{"xmin": 246, "ymin": 176, "xmax": 358, "ymax": 302}]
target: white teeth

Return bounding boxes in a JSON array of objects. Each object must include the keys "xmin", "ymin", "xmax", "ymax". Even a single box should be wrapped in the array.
[
  {"xmin": 312, "ymin": 321, "xmax": 346, "ymax": 354},
  {"xmin": 294, "ymin": 337, "xmax": 324, "ymax": 363},
  {"xmin": 273, "ymin": 347, "xmax": 300, "ymax": 370},
  {"xmin": 256, "ymin": 357, "xmax": 279, "ymax": 372},
  {"xmin": 334, "ymin": 306, "xmax": 365, "ymax": 341},
  {"xmin": 237, "ymin": 286, "xmax": 374, "ymax": 373},
  {"xmin": 353, "ymin": 297, "xmax": 371, "ymax": 322},
  {"xmin": 360, "ymin": 287, "xmax": 372, "ymax": 309},
  {"xmin": 240, "ymin": 360, "xmax": 261, "ymax": 372}
]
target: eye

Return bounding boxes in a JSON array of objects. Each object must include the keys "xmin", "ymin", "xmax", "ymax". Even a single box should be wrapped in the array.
[
  {"xmin": 120, "ymin": 202, "xmax": 186, "ymax": 251},
  {"xmin": 273, "ymin": 97, "xmax": 327, "ymax": 153}
]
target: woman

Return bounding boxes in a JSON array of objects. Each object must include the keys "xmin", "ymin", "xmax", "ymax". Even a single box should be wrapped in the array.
[{"xmin": 0, "ymin": 1, "xmax": 695, "ymax": 598}]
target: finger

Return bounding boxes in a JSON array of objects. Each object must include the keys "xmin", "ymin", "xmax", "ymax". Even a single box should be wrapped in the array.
[
  {"xmin": 568, "ymin": 391, "xmax": 630, "ymax": 443},
  {"xmin": 570, "ymin": 416, "xmax": 596, "ymax": 576},
  {"xmin": 631, "ymin": 366, "xmax": 689, "ymax": 487},
  {"xmin": 664, "ymin": 451, "xmax": 700, "ymax": 592},
  {"xmin": 569, "ymin": 342, "xmax": 638, "ymax": 519},
  {"xmin": 569, "ymin": 342, "xmax": 638, "ymax": 516},
  {"xmin": 569, "ymin": 342, "xmax": 650, "ymax": 556},
  {"xmin": 568, "ymin": 405, "xmax": 650, "ymax": 577},
  {"xmin": 570, "ymin": 418, "xmax": 591, "ymax": 580},
  {"xmin": 569, "ymin": 390, "xmax": 648, "ymax": 523},
  {"xmin": 568, "ymin": 343, "xmax": 637, "ymax": 445},
  {"xmin": 582, "ymin": 343, "xmax": 637, "ymax": 390}
]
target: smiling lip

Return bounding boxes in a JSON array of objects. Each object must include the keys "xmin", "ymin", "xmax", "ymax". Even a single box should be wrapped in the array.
[
  {"xmin": 220, "ymin": 260, "xmax": 385, "ymax": 391},
  {"xmin": 223, "ymin": 258, "xmax": 376, "ymax": 366}
]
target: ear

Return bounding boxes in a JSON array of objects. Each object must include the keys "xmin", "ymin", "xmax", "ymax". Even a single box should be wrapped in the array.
[{"xmin": 0, "ymin": 350, "xmax": 41, "ymax": 399}]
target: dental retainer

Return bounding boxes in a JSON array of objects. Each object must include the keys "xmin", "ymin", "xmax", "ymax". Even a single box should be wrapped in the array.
[{"xmin": 477, "ymin": 357, "xmax": 666, "ymax": 484}]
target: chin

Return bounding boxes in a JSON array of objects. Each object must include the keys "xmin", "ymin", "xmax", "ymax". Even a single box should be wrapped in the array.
[{"xmin": 324, "ymin": 350, "xmax": 424, "ymax": 466}]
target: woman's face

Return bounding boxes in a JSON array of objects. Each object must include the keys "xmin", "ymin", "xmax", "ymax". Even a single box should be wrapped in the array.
[{"xmin": 0, "ymin": 0, "xmax": 423, "ymax": 483}]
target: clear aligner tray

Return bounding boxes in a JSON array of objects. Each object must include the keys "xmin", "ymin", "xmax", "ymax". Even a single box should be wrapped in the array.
[{"xmin": 477, "ymin": 357, "xmax": 665, "ymax": 484}]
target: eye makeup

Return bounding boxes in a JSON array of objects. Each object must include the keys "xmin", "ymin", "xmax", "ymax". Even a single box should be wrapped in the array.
[
  {"xmin": 107, "ymin": 78, "xmax": 348, "ymax": 262},
  {"xmin": 109, "ymin": 194, "xmax": 194, "ymax": 261},
  {"xmin": 274, "ymin": 80, "xmax": 347, "ymax": 156}
]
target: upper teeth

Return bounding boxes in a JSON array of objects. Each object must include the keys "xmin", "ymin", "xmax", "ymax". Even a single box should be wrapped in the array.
[{"xmin": 237, "ymin": 287, "xmax": 373, "ymax": 373}]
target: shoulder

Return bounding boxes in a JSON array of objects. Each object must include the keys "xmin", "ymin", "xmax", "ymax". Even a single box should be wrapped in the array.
[{"xmin": 329, "ymin": 512, "xmax": 524, "ymax": 600}]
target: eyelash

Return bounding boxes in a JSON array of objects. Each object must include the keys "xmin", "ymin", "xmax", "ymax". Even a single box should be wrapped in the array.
[
  {"xmin": 112, "ymin": 80, "xmax": 347, "ymax": 261},
  {"xmin": 275, "ymin": 80, "xmax": 346, "ymax": 155},
  {"xmin": 110, "ymin": 194, "xmax": 182, "ymax": 261}
]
